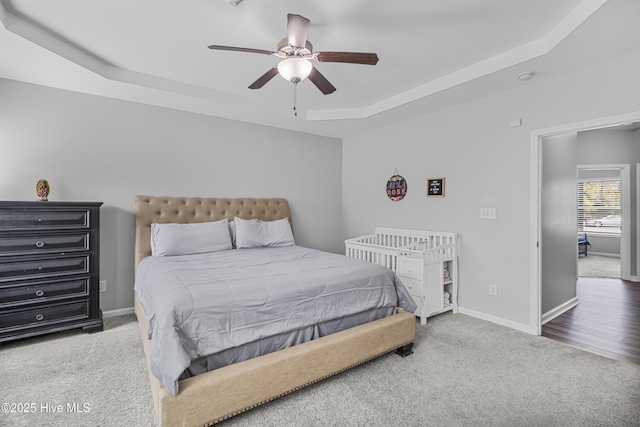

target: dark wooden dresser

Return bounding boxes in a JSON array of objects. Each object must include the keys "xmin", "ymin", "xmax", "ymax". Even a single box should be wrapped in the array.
[{"xmin": 0, "ymin": 201, "xmax": 103, "ymax": 342}]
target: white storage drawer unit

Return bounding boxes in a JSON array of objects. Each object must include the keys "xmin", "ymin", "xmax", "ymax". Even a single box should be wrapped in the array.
[{"xmin": 346, "ymin": 228, "xmax": 458, "ymax": 325}]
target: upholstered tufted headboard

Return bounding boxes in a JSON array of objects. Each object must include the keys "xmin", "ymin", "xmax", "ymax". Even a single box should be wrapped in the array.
[{"xmin": 133, "ymin": 195, "xmax": 293, "ymax": 270}]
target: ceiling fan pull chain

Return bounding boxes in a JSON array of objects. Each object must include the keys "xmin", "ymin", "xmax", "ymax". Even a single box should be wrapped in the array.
[{"xmin": 293, "ymin": 82, "xmax": 298, "ymax": 117}]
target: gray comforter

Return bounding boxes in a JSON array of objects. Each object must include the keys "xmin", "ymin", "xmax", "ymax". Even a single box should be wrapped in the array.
[{"xmin": 134, "ymin": 245, "xmax": 416, "ymax": 395}]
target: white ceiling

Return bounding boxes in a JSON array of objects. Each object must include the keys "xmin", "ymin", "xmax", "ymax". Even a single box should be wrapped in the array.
[{"xmin": 1, "ymin": 0, "xmax": 639, "ymax": 138}]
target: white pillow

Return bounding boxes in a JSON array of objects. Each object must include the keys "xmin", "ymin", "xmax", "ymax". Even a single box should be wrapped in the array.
[
  {"xmin": 150, "ymin": 219, "xmax": 232, "ymax": 256},
  {"xmin": 234, "ymin": 217, "xmax": 295, "ymax": 249}
]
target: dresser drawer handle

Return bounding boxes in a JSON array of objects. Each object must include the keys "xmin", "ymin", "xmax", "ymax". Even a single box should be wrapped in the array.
[
  {"xmin": 35, "ymin": 314, "xmax": 44, "ymax": 321},
  {"xmin": 35, "ymin": 241, "xmax": 45, "ymax": 248},
  {"xmin": 35, "ymin": 289, "xmax": 45, "ymax": 297}
]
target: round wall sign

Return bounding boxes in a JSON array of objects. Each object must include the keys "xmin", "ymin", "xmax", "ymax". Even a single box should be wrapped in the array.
[{"xmin": 386, "ymin": 174, "xmax": 407, "ymax": 202}]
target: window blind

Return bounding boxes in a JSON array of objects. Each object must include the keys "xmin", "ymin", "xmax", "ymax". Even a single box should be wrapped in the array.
[{"xmin": 577, "ymin": 178, "xmax": 621, "ymax": 234}]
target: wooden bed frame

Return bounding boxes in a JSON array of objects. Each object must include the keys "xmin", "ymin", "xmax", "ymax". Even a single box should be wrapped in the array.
[{"xmin": 133, "ymin": 195, "xmax": 416, "ymax": 427}]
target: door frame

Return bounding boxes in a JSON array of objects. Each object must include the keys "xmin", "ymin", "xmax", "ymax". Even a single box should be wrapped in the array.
[{"xmin": 530, "ymin": 110, "xmax": 640, "ymax": 335}]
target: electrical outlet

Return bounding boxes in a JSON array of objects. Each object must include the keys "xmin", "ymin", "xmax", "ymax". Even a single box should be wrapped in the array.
[
  {"xmin": 489, "ymin": 284, "xmax": 498, "ymax": 297},
  {"xmin": 99, "ymin": 280, "xmax": 107, "ymax": 293}
]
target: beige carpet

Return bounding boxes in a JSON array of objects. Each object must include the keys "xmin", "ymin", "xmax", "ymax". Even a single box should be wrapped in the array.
[
  {"xmin": 0, "ymin": 315, "xmax": 154, "ymax": 427},
  {"xmin": 578, "ymin": 254, "xmax": 621, "ymax": 279}
]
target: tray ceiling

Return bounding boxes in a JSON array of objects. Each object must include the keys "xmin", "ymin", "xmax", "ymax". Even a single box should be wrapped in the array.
[{"xmin": 1, "ymin": 0, "xmax": 638, "ymax": 137}]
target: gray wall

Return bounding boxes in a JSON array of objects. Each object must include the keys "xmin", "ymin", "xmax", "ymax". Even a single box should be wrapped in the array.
[
  {"xmin": 0, "ymin": 79, "xmax": 343, "ymax": 314},
  {"xmin": 342, "ymin": 51, "xmax": 640, "ymax": 329}
]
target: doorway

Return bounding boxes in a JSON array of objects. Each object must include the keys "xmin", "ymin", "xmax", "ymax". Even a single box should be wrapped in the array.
[
  {"xmin": 577, "ymin": 166, "xmax": 624, "ymax": 279},
  {"xmin": 530, "ymin": 112, "xmax": 640, "ymax": 335},
  {"xmin": 536, "ymin": 121, "xmax": 640, "ymax": 364}
]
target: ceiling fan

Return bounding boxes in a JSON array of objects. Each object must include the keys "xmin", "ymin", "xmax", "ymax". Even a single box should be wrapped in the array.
[{"xmin": 208, "ymin": 13, "xmax": 379, "ymax": 96}]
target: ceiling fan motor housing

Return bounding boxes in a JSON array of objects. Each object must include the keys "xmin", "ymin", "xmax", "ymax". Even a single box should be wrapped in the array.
[{"xmin": 277, "ymin": 37, "xmax": 313, "ymax": 58}]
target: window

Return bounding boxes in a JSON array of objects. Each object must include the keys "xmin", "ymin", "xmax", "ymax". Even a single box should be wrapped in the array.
[{"xmin": 577, "ymin": 178, "xmax": 621, "ymax": 235}]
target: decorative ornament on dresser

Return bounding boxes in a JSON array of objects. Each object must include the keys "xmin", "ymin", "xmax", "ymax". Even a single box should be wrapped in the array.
[
  {"xmin": 386, "ymin": 169, "xmax": 407, "ymax": 202},
  {"xmin": 36, "ymin": 179, "xmax": 50, "ymax": 201}
]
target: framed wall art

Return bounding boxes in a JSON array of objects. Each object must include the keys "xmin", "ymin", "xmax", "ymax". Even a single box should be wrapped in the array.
[{"xmin": 426, "ymin": 177, "xmax": 445, "ymax": 197}]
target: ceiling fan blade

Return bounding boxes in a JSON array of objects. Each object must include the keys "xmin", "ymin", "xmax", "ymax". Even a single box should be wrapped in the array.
[
  {"xmin": 208, "ymin": 45, "xmax": 276, "ymax": 56},
  {"xmin": 316, "ymin": 51, "xmax": 379, "ymax": 65},
  {"xmin": 248, "ymin": 66, "xmax": 279, "ymax": 89},
  {"xmin": 308, "ymin": 67, "xmax": 336, "ymax": 95},
  {"xmin": 287, "ymin": 14, "xmax": 310, "ymax": 48}
]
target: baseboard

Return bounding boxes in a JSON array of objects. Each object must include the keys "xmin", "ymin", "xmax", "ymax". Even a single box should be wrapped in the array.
[
  {"xmin": 103, "ymin": 307, "xmax": 135, "ymax": 318},
  {"xmin": 541, "ymin": 297, "xmax": 579, "ymax": 325},
  {"xmin": 588, "ymin": 252, "xmax": 620, "ymax": 258},
  {"xmin": 457, "ymin": 306, "xmax": 534, "ymax": 334}
]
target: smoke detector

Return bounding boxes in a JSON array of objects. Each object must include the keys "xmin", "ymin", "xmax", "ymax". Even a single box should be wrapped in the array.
[{"xmin": 517, "ymin": 71, "xmax": 535, "ymax": 81}]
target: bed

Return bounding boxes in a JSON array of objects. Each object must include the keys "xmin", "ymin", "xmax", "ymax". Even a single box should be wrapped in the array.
[{"xmin": 133, "ymin": 196, "xmax": 417, "ymax": 426}]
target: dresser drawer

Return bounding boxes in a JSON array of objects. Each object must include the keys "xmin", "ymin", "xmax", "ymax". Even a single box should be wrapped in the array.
[
  {"xmin": 0, "ymin": 300, "xmax": 89, "ymax": 331},
  {"xmin": 0, "ymin": 277, "xmax": 89, "ymax": 307},
  {"xmin": 399, "ymin": 277, "xmax": 422, "ymax": 296},
  {"xmin": 0, "ymin": 209, "xmax": 90, "ymax": 231},
  {"xmin": 398, "ymin": 259, "xmax": 423, "ymax": 280},
  {"xmin": 0, "ymin": 256, "xmax": 89, "ymax": 282},
  {"xmin": 0, "ymin": 232, "xmax": 90, "ymax": 257}
]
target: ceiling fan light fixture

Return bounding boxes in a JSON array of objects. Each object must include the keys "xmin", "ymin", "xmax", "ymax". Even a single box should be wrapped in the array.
[{"xmin": 277, "ymin": 57, "xmax": 312, "ymax": 83}]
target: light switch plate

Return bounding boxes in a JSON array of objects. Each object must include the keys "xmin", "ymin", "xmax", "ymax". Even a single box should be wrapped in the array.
[{"xmin": 480, "ymin": 207, "xmax": 497, "ymax": 219}]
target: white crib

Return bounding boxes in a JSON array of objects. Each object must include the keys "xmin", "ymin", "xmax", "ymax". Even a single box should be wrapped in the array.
[{"xmin": 345, "ymin": 227, "xmax": 458, "ymax": 324}]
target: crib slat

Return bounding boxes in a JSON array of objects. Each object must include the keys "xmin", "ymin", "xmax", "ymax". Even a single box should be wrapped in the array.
[{"xmin": 345, "ymin": 227, "xmax": 458, "ymax": 278}]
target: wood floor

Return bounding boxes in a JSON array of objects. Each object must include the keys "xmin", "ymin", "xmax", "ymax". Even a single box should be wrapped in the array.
[{"xmin": 542, "ymin": 277, "xmax": 640, "ymax": 365}]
